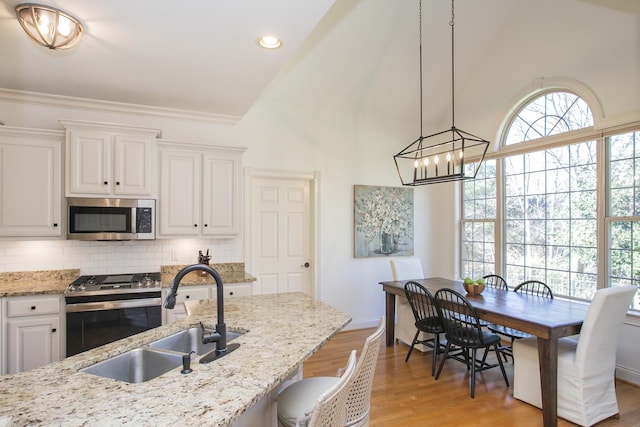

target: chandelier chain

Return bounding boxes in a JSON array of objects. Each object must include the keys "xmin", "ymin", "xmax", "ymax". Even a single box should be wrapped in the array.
[
  {"xmin": 418, "ymin": 0, "xmax": 424, "ymax": 138},
  {"xmin": 450, "ymin": 0, "xmax": 456, "ymax": 128}
]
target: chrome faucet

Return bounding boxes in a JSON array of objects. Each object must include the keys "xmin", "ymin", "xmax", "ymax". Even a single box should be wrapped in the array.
[{"xmin": 164, "ymin": 264, "xmax": 229, "ymax": 358}]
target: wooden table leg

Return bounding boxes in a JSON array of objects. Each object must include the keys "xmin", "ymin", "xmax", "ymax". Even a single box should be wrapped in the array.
[
  {"xmin": 385, "ymin": 291, "xmax": 396, "ymax": 347},
  {"xmin": 537, "ymin": 337, "xmax": 558, "ymax": 427}
]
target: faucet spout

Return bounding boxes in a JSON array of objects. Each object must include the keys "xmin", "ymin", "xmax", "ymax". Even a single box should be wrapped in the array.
[{"xmin": 164, "ymin": 264, "xmax": 228, "ymax": 355}]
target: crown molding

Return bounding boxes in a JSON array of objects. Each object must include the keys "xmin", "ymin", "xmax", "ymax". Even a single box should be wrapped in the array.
[{"xmin": 0, "ymin": 88, "xmax": 241, "ymax": 125}]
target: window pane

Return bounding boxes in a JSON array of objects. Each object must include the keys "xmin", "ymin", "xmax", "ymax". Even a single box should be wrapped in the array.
[
  {"xmin": 461, "ymin": 160, "xmax": 497, "ymax": 279},
  {"xmin": 504, "ymin": 140, "xmax": 597, "ymax": 299}
]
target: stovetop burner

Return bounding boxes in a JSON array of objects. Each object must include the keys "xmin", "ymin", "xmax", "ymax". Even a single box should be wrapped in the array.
[{"xmin": 65, "ymin": 272, "xmax": 162, "ymax": 297}]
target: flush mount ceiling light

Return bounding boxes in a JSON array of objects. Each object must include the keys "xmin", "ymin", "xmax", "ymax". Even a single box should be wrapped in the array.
[
  {"xmin": 15, "ymin": 3, "xmax": 83, "ymax": 50},
  {"xmin": 394, "ymin": 0, "xmax": 489, "ymax": 186},
  {"xmin": 256, "ymin": 35, "xmax": 283, "ymax": 49}
]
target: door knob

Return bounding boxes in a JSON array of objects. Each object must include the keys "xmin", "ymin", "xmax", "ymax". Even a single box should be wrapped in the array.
[{"xmin": 301, "ymin": 262, "xmax": 310, "ymax": 268}]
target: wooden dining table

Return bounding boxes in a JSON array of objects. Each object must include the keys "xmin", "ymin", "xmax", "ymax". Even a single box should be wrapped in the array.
[{"xmin": 378, "ymin": 277, "xmax": 589, "ymax": 427}]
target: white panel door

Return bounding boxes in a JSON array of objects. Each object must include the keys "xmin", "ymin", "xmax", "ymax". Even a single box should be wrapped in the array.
[{"xmin": 251, "ymin": 177, "xmax": 312, "ymax": 296}]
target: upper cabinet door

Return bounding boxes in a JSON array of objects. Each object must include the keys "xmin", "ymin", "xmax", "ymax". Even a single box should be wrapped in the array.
[
  {"xmin": 66, "ymin": 129, "xmax": 112, "ymax": 196},
  {"xmin": 113, "ymin": 134, "xmax": 153, "ymax": 196},
  {"xmin": 157, "ymin": 142, "xmax": 244, "ymax": 238},
  {"xmin": 158, "ymin": 148, "xmax": 202, "ymax": 237},
  {"xmin": 202, "ymin": 154, "xmax": 239, "ymax": 236},
  {"xmin": 0, "ymin": 128, "xmax": 63, "ymax": 237},
  {"xmin": 62, "ymin": 120, "xmax": 160, "ymax": 198}
]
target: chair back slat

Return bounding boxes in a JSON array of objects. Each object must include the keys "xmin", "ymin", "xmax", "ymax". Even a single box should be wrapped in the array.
[
  {"xmin": 434, "ymin": 289, "xmax": 486, "ymax": 347},
  {"xmin": 483, "ymin": 274, "xmax": 508, "ymax": 290},
  {"xmin": 514, "ymin": 280, "xmax": 554, "ymax": 298},
  {"xmin": 404, "ymin": 281, "xmax": 440, "ymax": 330}
]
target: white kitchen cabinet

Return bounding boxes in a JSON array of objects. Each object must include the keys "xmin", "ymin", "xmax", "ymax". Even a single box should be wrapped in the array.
[
  {"xmin": 62, "ymin": 120, "xmax": 160, "ymax": 198},
  {"xmin": 3, "ymin": 294, "xmax": 64, "ymax": 374},
  {"xmin": 161, "ymin": 282, "xmax": 253, "ymax": 324},
  {"xmin": 162, "ymin": 285, "xmax": 210, "ymax": 324},
  {"xmin": 0, "ymin": 127, "xmax": 63, "ymax": 238},
  {"xmin": 219, "ymin": 282, "xmax": 253, "ymax": 298},
  {"xmin": 158, "ymin": 142, "xmax": 244, "ymax": 237}
]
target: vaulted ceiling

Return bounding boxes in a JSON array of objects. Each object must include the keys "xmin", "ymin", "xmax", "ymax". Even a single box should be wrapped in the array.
[{"xmin": 0, "ymin": 0, "xmax": 638, "ymax": 126}]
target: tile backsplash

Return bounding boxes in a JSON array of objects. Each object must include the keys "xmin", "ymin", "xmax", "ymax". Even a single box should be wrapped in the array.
[{"xmin": 0, "ymin": 238, "xmax": 242, "ymax": 275}]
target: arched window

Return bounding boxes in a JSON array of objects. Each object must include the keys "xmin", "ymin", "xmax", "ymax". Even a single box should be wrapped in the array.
[
  {"xmin": 505, "ymin": 91, "xmax": 593, "ymax": 145},
  {"xmin": 462, "ymin": 88, "xmax": 639, "ymax": 310}
]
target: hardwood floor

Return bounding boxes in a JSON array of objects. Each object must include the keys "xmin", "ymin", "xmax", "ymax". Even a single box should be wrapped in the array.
[{"xmin": 302, "ymin": 328, "xmax": 640, "ymax": 427}]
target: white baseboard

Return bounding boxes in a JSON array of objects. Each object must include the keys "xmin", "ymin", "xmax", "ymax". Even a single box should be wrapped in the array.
[
  {"xmin": 342, "ymin": 317, "xmax": 381, "ymax": 331},
  {"xmin": 616, "ymin": 365, "xmax": 640, "ymax": 386}
]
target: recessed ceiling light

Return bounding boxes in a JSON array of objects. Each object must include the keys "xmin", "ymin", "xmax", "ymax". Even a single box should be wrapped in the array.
[{"xmin": 257, "ymin": 35, "xmax": 282, "ymax": 49}]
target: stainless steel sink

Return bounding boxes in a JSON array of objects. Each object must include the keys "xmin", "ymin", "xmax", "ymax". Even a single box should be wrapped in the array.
[
  {"xmin": 80, "ymin": 348, "xmax": 183, "ymax": 383},
  {"xmin": 148, "ymin": 327, "xmax": 244, "ymax": 355},
  {"xmin": 80, "ymin": 327, "xmax": 246, "ymax": 382}
]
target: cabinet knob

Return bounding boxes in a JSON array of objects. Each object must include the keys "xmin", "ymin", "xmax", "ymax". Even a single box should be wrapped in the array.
[
  {"xmin": 53, "ymin": 223, "xmax": 58, "ymax": 227},
  {"xmin": 116, "ymin": 181, "xmax": 120, "ymax": 185},
  {"xmin": 204, "ymin": 224, "xmax": 208, "ymax": 227},
  {"xmin": 229, "ymin": 291, "xmax": 234, "ymax": 296},
  {"xmin": 31, "ymin": 306, "xmax": 36, "ymax": 310},
  {"xmin": 103, "ymin": 181, "xmax": 108, "ymax": 185},
  {"xmin": 194, "ymin": 224, "xmax": 198, "ymax": 227},
  {"xmin": 186, "ymin": 295, "xmax": 190, "ymax": 299},
  {"xmin": 52, "ymin": 328, "xmax": 57, "ymax": 333}
]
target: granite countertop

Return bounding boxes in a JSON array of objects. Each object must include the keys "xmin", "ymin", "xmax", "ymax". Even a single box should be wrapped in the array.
[
  {"xmin": 0, "ymin": 292, "xmax": 351, "ymax": 426},
  {"xmin": 0, "ymin": 269, "xmax": 79, "ymax": 297},
  {"xmin": 0, "ymin": 264, "xmax": 256, "ymax": 298}
]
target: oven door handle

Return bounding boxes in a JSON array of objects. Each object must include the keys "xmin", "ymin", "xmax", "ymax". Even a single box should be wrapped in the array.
[{"xmin": 66, "ymin": 298, "xmax": 162, "ymax": 313}]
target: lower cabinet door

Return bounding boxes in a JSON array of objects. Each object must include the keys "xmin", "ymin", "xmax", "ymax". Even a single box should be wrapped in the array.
[{"xmin": 7, "ymin": 316, "xmax": 60, "ymax": 374}]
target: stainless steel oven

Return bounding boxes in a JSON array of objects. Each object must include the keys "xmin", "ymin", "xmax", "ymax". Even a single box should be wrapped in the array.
[{"xmin": 64, "ymin": 272, "xmax": 162, "ymax": 357}]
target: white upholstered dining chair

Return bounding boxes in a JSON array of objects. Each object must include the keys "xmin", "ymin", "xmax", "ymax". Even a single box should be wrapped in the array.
[
  {"xmin": 389, "ymin": 258, "xmax": 427, "ymax": 351},
  {"xmin": 277, "ymin": 317, "xmax": 385, "ymax": 427},
  {"xmin": 513, "ymin": 285, "xmax": 637, "ymax": 426}
]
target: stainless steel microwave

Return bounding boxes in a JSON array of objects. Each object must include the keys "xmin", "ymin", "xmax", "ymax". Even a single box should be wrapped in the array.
[{"xmin": 67, "ymin": 198, "xmax": 155, "ymax": 241}]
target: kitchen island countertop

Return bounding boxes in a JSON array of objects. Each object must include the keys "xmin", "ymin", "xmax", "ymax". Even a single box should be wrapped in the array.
[{"xmin": 0, "ymin": 292, "xmax": 351, "ymax": 426}]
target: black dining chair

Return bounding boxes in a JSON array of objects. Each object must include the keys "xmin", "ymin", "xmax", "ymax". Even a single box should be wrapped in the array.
[
  {"xmin": 478, "ymin": 274, "xmax": 508, "ymax": 326},
  {"xmin": 514, "ymin": 279, "xmax": 554, "ymax": 298},
  {"xmin": 434, "ymin": 288, "xmax": 509, "ymax": 398},
  {"xmin": 487, "ymin": 279, "xmax": 554, "ymax": 361},
  {"xmin": 403, "ymin": 281, "xmax": 446, "ymax": 375},
  {"xmin": 482, "ymin": 274, "xmax": 512, "ymax": 361},
  {"xmin": 483, "ymin": 274, "xmax": 508, "ymax": 290}
]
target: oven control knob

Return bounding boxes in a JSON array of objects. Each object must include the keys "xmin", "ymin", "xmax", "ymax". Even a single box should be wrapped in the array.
[{"xmin": 69, "ymin": 285, "xmax": 76, "ymax": 292}]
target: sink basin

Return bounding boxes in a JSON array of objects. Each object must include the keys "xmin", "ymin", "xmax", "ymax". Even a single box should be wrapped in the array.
[
  {"xmin": 149, "ymin": 327, "xmax": 244, "ymax": 355},
  {"xmin": 80, "ymin": 328, "xmax": 246, "ymax": 382},
  {"xmin": 80, "ymin": 348, "xmax": 183, "ymax": 383}
]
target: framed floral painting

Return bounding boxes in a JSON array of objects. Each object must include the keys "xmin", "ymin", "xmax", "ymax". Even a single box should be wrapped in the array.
[{"xmin": 354, "ymin": 185, "xmax": 414, "ymax": 258}]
